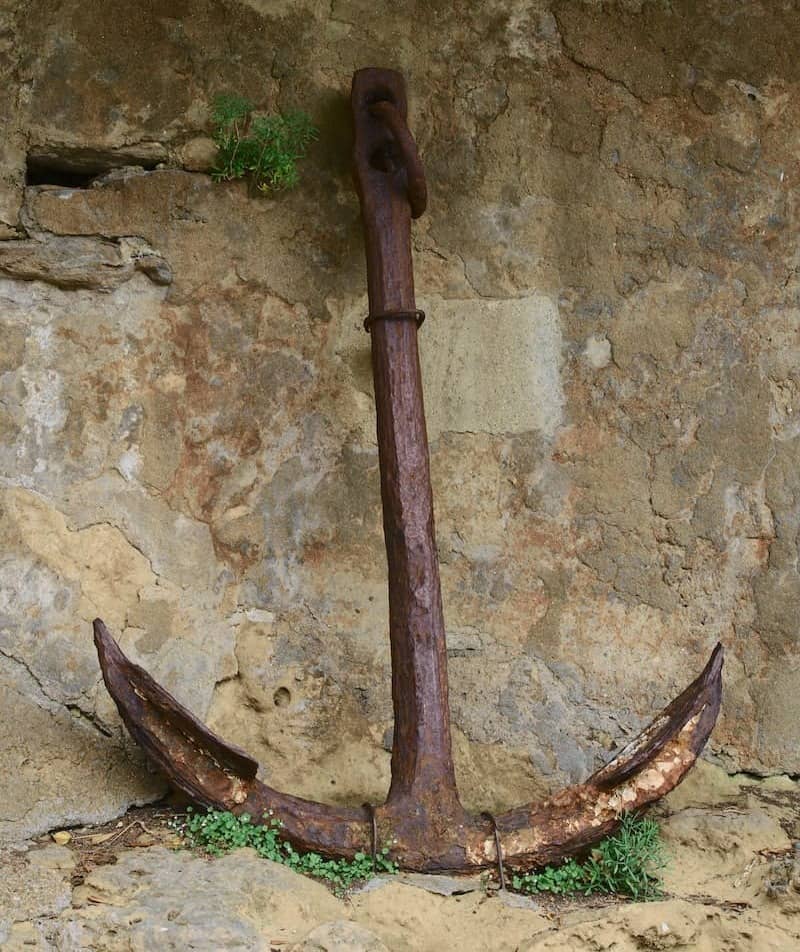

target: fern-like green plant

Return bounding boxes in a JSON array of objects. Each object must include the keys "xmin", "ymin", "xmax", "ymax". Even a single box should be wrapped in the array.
[
  {"xmin": 210, "ymin": 94, "xmax": 317, "ymax": 192},
  {"xmin": 510, "ymin": 813, "xmax": 666, "ymax": 901},
  {"xmin": 581, "ymin": 813, "xmax": 666, "ymax": 900}
]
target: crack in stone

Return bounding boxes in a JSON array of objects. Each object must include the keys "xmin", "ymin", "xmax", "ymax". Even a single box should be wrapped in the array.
[{"xmin": 0, "ymin": 646, "xmax": 112, "ymax": 740}]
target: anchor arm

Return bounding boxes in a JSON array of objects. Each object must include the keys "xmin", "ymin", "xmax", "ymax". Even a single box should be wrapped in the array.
[{"xmin": 94, "ymin": 620, "xmax": 722, "ymax": 871}]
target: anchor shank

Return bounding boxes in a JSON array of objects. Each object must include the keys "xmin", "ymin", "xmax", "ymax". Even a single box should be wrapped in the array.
[{"xmin": 352, "ymin": 68, "xmax": 459, "ymax": 808}]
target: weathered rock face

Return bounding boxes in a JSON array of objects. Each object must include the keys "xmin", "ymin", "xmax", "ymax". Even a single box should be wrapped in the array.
[{"xmin": 1, "ymin": 0, "xmax": 799, "ymax": 841}]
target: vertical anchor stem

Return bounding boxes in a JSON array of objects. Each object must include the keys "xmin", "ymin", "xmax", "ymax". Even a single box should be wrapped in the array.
[{"xmin": 352, "ymin": 69, "xmax": 460, "ymax": 811}]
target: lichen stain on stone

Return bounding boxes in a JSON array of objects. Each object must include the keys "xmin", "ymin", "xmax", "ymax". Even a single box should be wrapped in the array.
[{"xmin": 1, "ymin": 487, "xmax": 154, "ymax": 630}]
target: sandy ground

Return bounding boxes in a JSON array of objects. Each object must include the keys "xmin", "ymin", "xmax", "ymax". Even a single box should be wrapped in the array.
[{"xmin": 1, "ymin": 763, "xmax": 798, "ymax": 951}]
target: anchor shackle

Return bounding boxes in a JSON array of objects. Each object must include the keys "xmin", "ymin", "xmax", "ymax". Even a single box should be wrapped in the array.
[
  {"xmin": 352, "ymin": 67, "xmax": 428, "ymax": 232},
  {"xmin": 367, "ymin": 98, "xmax": 427, "ymax": 218}
]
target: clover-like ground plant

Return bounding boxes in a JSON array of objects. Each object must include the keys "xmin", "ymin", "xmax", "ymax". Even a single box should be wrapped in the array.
[{"xmin": 172, "ymin": 807, "xmax": 397, "ymax": 895}]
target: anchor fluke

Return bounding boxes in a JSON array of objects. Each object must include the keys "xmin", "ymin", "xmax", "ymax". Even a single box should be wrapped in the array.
[{"xmin": 94, "ymin": 618, "xmax": 258, "ymax": 808}]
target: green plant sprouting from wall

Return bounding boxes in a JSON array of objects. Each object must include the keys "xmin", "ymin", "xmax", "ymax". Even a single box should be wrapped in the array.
[
  {"xmin": 172, "ymin": 807, "xmax": 397, "ymax": 894},
  {"xmin": 210, "ymin": 94, "xmax": 318, "ymax": 192},
  {"xmin": 510, "ymin": 813, "xmax": 666, "ymax": 901}
]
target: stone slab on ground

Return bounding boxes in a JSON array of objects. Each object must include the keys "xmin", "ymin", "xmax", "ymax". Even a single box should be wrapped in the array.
[{"xmin": 2, "ymin": 772, "xmax": 798, "ymax": 951}]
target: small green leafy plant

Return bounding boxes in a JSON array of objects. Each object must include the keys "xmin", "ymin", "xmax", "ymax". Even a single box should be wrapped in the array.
[
  {"xmin": 210, "ymin": 93, "xmax": 317, "ymax": 192},
  {"xmin": 510, "ymin": 813, "xmax": 666, "ymax": 901},
  {"xmin": 171, "ymin": 807, "xmax": 397, "ymax": 894}
]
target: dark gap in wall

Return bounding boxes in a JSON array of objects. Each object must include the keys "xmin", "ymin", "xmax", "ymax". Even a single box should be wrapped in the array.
[
  {"xmin": 25, "ymin": 151, "xmax": 163, "ymax": 188},
  {"xmin": 25, "ymin": 158, "xmax": 99, "ymax": 188}
]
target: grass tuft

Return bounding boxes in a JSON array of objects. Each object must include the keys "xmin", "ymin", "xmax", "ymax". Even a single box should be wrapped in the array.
[
  {"xmin": 210, "ymin": 93, "xmax": 317, "ymax": 192},
  {"xmin": 170, "ymin": 807, "xmax": 397, "ymax": 894},
  {"xmin": 510, "ymin": 813, "xmax": 666, "ymax": 901}
]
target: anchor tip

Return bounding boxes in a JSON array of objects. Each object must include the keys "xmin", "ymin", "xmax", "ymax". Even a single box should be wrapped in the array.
[{"xmin": 705, "ymin": 641, "xmax": 725, "ymax": 681}]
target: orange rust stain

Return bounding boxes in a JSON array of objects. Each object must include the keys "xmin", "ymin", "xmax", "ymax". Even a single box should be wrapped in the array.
[
  {"xmin": 552, "ymin": 423, "xmax": 607, "ymax": 462},
  {"xmin": 301, "ymin": 540, "xmax": 329, "ymax": 568},
  {"xmin": 754, "ymin": 537, "xmax": 772, "ymax": 565}
]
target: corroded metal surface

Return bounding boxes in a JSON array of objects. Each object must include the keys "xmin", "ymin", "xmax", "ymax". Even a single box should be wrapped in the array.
[
  {"xmin": 352, "ymin": 67, "xmax": 460, "ymax": 818},
  {"xmin": 95, "ymin": 620, "xmax": 721, "ymax": 871},
  {"xmin": 93, "ymin": 67, "xmax": 724, "ymax": 875}
]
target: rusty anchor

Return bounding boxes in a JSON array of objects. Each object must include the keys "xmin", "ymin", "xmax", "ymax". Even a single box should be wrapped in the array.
[{"xmin": 93, "ymin": 68, "xmax": 723, "ymax": 875}]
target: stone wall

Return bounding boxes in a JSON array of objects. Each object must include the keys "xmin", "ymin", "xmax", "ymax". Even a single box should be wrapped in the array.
[{"xmin": 1, "ymin": 0, "xmax": 798, "ymax": 842}]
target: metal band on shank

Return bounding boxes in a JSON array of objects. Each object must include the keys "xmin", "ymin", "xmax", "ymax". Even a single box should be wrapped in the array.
[{"xmin": 364, "ymin": 309, "xmax": 426, "ymax": 332}]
